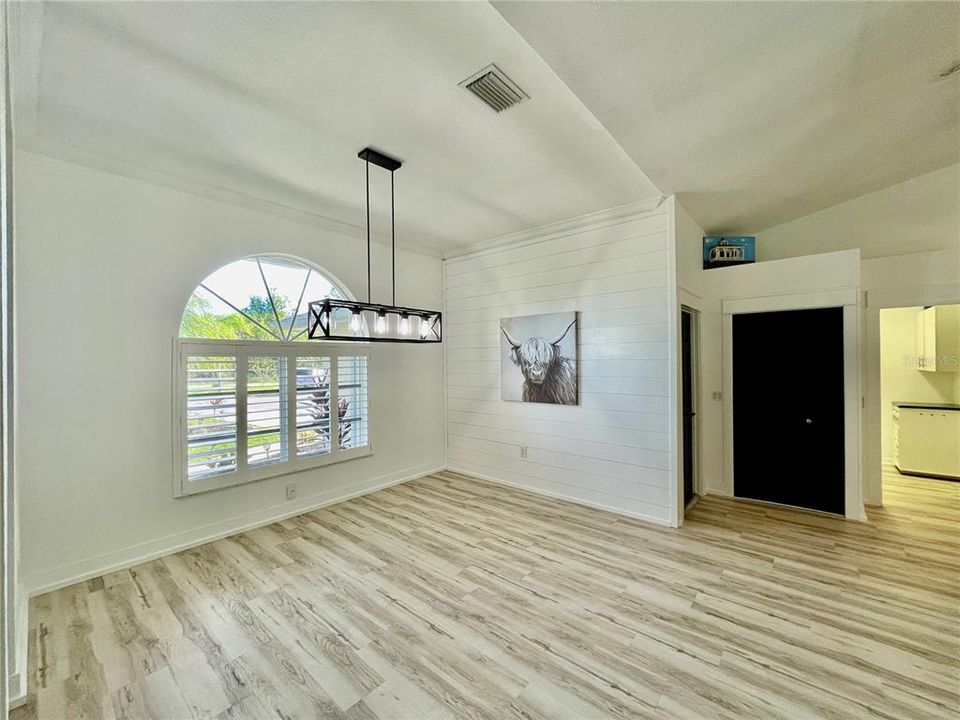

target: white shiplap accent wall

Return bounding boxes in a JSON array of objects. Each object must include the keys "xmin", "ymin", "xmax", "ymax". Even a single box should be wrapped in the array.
[{"xmin": 443, "ymin": 209, "xmax": 676, "ymax": 525}]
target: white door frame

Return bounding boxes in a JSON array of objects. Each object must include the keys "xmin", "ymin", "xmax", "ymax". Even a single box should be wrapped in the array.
[
  {"xmin": 722, "ymin": 288, "xmax": 865, "ymax": 521},
  {"xmin": 862, "ymin": 284, "xmax": 960, "ymax": 506}
]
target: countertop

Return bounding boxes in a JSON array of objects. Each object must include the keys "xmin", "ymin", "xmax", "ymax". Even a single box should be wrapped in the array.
[{"xmin": 893, "ymin": 401, "xmax": 960, "ymax": 411}]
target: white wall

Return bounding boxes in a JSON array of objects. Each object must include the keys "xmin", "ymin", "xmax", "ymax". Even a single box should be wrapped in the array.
[
  {"xmin": 757, "ymin": 163, "xmax": 960, "ymax": 261},
  {"xmin": 879, "ymin": 306, "xmax": 960, "ymax": 463},
  {"xmin": 443, "ymin": 207, "xmax": 677, "ymax": 526},
  {"xmin": 15, "ymin": 151, "xmax": 446, "ymax": 593}
]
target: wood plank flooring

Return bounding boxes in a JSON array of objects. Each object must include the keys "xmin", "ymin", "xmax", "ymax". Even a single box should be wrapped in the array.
[{"xmin": 10, "ymin": 470, "xmax": 959, "ymax": 720}]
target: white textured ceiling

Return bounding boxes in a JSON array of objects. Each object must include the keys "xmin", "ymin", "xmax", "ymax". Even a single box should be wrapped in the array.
[
  {"xmin": 10, "ymin": 1, "xmax": 658, "ymax": 256},
  {"xmin": 494, "ymin": 1, "xmax": 960, "ymax": 234},
  {"xmin": 11, "ymin": 2, "xmax": 959, "ymax": 252}
]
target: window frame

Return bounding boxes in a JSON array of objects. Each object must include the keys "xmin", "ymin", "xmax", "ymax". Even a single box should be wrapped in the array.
[{"xmin": 173, "ymin": 337, "xmax": 372, "ymax": 497}]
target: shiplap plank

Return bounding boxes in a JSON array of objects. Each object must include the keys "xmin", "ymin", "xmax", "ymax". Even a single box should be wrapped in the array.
[
  {"xmin": 446, "ymin": 359, "xmax": 669, "ymax": 379},
  {"xmin": 444, "ymin": 306, "xmax": 671, "ymax": 333},
  {"xmin": 445, "ymin": 323, "xmax": 669, "ymax": 348},
  {"xmin": 448, "ymin": 291, "xmax": 670, "ymax": 323},
  {"xmin": 446, "ymin": 398, "xmax": 670, "ymax": 432},
  {"xmin": 446, "ymin": 422, "xmax": 671, "ymax": 469},
  {"xmin": 447, "ymin": 434, "xmax": 670, "ymax": 477},
  {"xmin": 446, "ymin": 372, "xmax": 669, "ymax": 398},
  {"xmin": 445, "ymin": 271, "xmax": 667, "ymax": 313},
  {"xmin": 447, "ymin": 447, "xmax": 672, "ymax": 505},
  {"xmin": 445, "ymin": 410, "xmax": 670, "ymax": 452},
  {"xmin": 445, "ymin": 453, "xmax": 671, "ymax": 517},
  {"xmin": 445, "ymin": 387, "xmax": 670, "ymax": 414},
  {"xmin": 445, "ymin": 251, "xmax": 669, "ymax": 301},
  {"xmin": 447, "ymin": 340, "xmax": 670, "ymax": 362}
]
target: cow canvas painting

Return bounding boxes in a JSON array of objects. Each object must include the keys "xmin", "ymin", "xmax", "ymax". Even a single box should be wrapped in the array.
[{"xmin": 500, "ymin": 312, "xmax": 578, "ymax": 405}]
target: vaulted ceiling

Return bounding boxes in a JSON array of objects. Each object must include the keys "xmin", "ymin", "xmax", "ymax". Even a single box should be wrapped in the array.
[
  {"xmin": 10, "ymin": 1, "xmax": 657, "ymax": 256},
  {"xmin": 494, "ymin": 1, "xmax": 960, "ymax": 235},
  {"xmin": 10, "ymin": 2, "xmax": 960, "ymax": 255}
]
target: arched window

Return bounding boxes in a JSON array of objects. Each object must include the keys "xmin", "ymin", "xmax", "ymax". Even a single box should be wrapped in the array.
[
  {"xmin": 174, "ymin": 255, "xmax": 370, "ymax": 497},
  {"xmin": 180, "ymin": 255, "xmax": 348, "ymax": 342}
]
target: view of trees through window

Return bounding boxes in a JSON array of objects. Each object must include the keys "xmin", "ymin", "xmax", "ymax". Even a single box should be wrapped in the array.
[{"xmin": 180, "ymin": 255, "xmax": 345, "ymax": 342}]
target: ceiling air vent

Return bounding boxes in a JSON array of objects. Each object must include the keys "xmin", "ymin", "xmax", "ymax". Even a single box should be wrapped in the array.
[{"xmin": 460, "ymin": 64, "xmax": 528, "ymax": 113}]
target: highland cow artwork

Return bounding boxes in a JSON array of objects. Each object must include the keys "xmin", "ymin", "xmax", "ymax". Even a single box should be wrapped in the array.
[{"xmin": 500, "ymin": 312, "xmax": 578, "ymax": 405}]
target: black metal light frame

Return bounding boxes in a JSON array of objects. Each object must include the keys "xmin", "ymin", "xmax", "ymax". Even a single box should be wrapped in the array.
[
  {"xmin": 308, "ymin": 147, "xmax": 443, "ymax": 345},
  {"xmin": 308, "ymin": 298, "xmax": 442, "ymax": 344}
]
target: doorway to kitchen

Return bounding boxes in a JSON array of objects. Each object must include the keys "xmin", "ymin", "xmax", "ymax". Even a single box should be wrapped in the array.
[{"xmin": 878, "ymin": 305, "xmax": 959, "ymax": 502}]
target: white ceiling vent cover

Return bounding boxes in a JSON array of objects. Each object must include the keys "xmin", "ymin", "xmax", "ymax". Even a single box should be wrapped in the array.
[{"xmin": 460, "ymin": 64, "xmax": 528, "ymax": 113}]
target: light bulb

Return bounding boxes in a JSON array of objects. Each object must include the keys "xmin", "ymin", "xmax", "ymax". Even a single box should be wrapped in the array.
[
  {"xmin": 399, "ymin": 313, "xmax": 410, "ymax": 336},
  {"xmin": 350, "ymin": 310, "xmax": 361, "ymax": 333},
  {"xmin": 419, "ymin": 316, "xmax": 430, "ymax": 339},
  {"xmin": 375, "ymin": 312, "xmax": 387, "ymax": 334}
]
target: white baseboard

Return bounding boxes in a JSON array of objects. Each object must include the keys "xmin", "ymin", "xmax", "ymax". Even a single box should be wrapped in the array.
[
  {"xmin": 443, "ymin": 465, "xmax": 671, "ymax": 527},
  {"xmin": 702, "ymin": 485, "xmax": 732, "ymax": 498},
  {"xmin": 7, "ymin": 586, "xmax": 29, "ymax": 709},
  {"xmin": 27, "ymin": 463, "xmax": 443, "ymax": 597}
]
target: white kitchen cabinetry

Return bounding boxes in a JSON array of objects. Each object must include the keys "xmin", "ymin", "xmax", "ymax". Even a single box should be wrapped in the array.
[
  {"xmin": 894, "ymin": 406, "xmax": 960, "ymax": 479},
  {"xmin": 916, "ymin": 305, "xmax": 959, "ymax": 372}
]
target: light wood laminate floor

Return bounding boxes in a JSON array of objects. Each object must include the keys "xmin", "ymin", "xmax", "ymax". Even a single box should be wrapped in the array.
[{"xmin": 11, "ymin": 470, "xmax": 959, "ymax": 720}]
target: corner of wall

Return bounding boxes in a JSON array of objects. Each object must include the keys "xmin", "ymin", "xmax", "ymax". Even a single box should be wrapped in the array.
[{"xmin": 26, "ymin": 462, "xmax": 444, "ymax": 597}]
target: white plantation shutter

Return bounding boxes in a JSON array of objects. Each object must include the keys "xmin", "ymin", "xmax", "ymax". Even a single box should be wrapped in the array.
[
  {"xmin": 185, "ymin": 355, "xmax": 238, "ymax": 481},
  {"xmin": 338, "ymin": 356, "xmax": 369, "ymax": 449},
  {"xmin": 175, "ymin": 341, "xmax": 371, "ymax": 496},
  {"xmin": 247, "ymin": 356, "xmax": 288, "ymax": 468},
  {"xmin": 295, "ymin": 357, "xmax": 333, "ymax": 458}
]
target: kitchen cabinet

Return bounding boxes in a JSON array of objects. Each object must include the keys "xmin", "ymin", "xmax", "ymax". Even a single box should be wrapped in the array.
[
  {"xmin": 916, "ymin": 305, "xmax": 959, "ymax": 372},
  {"xmin": 894, "ymin": 404, "xmax": 960, "ymax": 479}
]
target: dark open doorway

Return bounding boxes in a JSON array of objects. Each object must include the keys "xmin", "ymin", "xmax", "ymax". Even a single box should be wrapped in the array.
[{"xmin": 681, "ymin": 307, "xmax": 699, "ymax": 510}]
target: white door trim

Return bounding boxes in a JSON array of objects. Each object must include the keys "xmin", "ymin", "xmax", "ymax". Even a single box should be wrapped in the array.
[{"xmin": 722, "ymin": 288, "xmax": 858, "ymax": 316}]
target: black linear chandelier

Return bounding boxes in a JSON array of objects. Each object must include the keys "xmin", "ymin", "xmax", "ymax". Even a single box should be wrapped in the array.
[{"xmin": 308, "ymin": 148, "xmax": 442, "ymax": 344}]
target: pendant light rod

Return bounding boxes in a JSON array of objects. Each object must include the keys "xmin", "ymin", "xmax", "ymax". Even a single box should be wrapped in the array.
[
  {"xmin": 365, "ymin": 157, "xmax": 371, "ymax": 303},
  {"xmin": 391, "ymin": 170, "xmax": 396, "ymax": 306},
  {"xmin": 357, "ymin": 147, "xmax": 403, "ymax": 306}
]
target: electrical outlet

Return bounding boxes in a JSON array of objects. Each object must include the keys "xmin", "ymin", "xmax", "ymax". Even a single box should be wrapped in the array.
[
  {"xmin": 520, "ymin": 446, "xmax": 528, "ymax": 459},
  {"xmin": 286, "ymin": 483, "xmax": 296, "ymax": 500},
  {"xmin": 712, "ymin": 391, "xmax": 722, "ymax": 401}
]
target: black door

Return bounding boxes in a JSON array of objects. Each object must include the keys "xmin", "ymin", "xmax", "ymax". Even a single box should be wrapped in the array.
[
  {"xmin": 733, "ymin": 307, "xmax": 845, "ymax": 515},
  {"xmin": 681, "ymin": 311, "xmax": 695, "ymax": 505}
]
